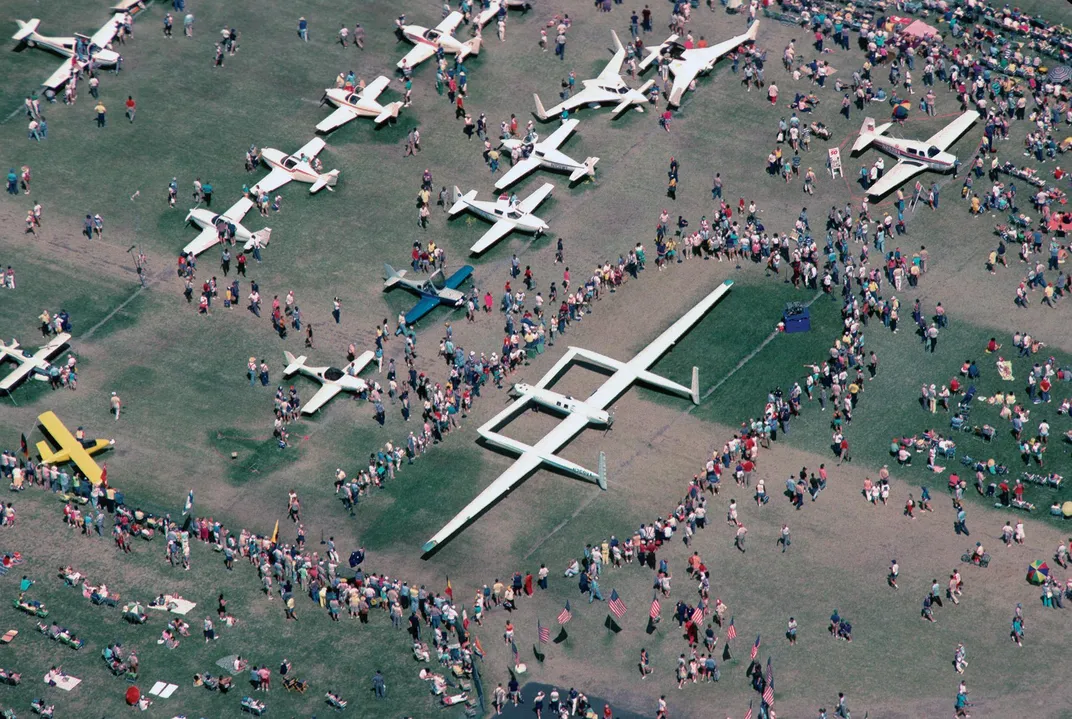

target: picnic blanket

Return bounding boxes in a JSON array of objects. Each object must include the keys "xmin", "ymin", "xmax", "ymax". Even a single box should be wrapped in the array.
[
  {"xmin": 44, "ymin": 673, "xmax": 80, "ymax": 691},
  {"xmin": 149, "ymin": 681, "xmax": 179, "ymax": 698},
  {"xmin": 216, "ymin": 655, "xmax": 243, "ymax": 676},
  {"xmin": 147, "ymin": 596, "xmax": 197, "ymax": 616},
  {"xmin": 997, "ymin": 360, "xmax": 1015, "ymax": 381}
]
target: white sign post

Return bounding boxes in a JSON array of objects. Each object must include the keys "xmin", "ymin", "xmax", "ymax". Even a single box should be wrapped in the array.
[{"xmin": 827, "ymin": 147, "xmax": 842, "ymax": 179}]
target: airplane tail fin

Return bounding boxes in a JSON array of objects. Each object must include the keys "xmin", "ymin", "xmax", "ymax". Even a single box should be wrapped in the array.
[
  {"xmin": 533, "ymin": 93, "xmax": 548, "ymax": 121},
  {"xmin": 638, "ymin": 36, "xmax": 676, "ymax": 71},
  {"xmin": 569, "ymin": 157, "xmax": 599, "ymax": 182},
  {"xmin": 250, "ymin": 227, "xmax": 272, "ymax": 247},
  {"xmin": 375, "ymin": 101, "xmax": 404, "ymax": 124},
  {"xmin": 310, "ymin": 169, "xmax": 340, "ymax": 193},
  {"xmin": 611, "ymin": 29, "xmax": 624, "ymax": 54},
  {"xmin": 448, "ymin": 186, "xmax": 475, "ymax": 216},
  {"xmin": 13, "ymin": 19, "xmax": 40, "ymax": 43},
  {"xmin": 383, "ymin": 263, "xmax": 406, "ymax": 288},
  {"xmin": 852, "ymin": 117, "xmax": 884, "ymax": 153},
  {"xmin": 283, "ymin": 351, "xmax": 305, "ymax": 377},
  {"xmin": 462, "ymin": 36, "xmax": 481, "ymax": 58}
]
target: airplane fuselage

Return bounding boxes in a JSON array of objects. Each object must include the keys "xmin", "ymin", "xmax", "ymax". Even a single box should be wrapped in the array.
[
  {"xmin": 403, "ymin": 279, "xmax": 465, "ymax": 306},
  {"xmin": 187, "ymin": 208, "xmax": 254, "ymax": 243},
  {"xmin": 402, "ymin": 25, "xmax": 464, "ymax": 55},
  {"xmin": 261, "ymin": 149, "xmax": 320, "ymax": 184},
  {"xmin": 514, "ymin": 383, "xmax": 612, "ymax": 426},
  {"xmin": 325, "ymin": 89, "xmax": 381, "ymax": 117},
  {"xmin": 465, "ymin": 201, "xmax": 547, "ymax": 233},
  {"xmin": 873, "ymin": 138, "xmax": 957, "ymax": 172},
  {"xmin": 22, "ymin": 31, "xmax": 120, "ymax": 65}
]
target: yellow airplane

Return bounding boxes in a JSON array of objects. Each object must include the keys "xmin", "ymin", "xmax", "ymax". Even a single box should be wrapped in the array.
[{"xmin": 36, "ymin": 411, "xmax": 113, "ymax": 485}]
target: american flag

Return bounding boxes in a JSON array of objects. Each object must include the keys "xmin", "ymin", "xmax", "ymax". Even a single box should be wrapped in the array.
[
  {"xmin": 690, "ymin": 605, "xmax": 705, "ymax": 626},
  {"xmin": 743, "ymin": 699, "xmax": 753, "ymax": 719},
  {"xmin": 726, "ymin": 617, "xmax": 737, "ymax": 641},
  {"xmin": 750, "ymin": 634, "xmax": 761, "ymax": 661},
  {"xmin": 763, "ymin": 656, "xmax": 775, "ymax": 707},
  {"xmin": 538, "ymin": 620, "xmax": 550, "ymax": 644},
  {"xmin": 650, "ymin": 594, "xmax": 662, "ymax": 621},
  {"xmin": 558, "ymin": 600, "xmax": 572, "ymax": 625},
  {"xmin": 608, "ymin": 590, "xmax": 627, "ymax": 619}
]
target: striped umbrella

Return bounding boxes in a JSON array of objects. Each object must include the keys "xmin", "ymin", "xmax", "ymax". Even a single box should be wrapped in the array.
[{"xmin": 1047, "ymin": 65, "xmax": 1071, "ymax": 84}]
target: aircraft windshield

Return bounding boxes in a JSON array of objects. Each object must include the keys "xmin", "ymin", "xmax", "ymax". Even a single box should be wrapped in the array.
[
  {"xmin": 926, "ymin": 146, "xmax": 940, "ymax": 158},
  {"xmin": 429, "ymin": 272, "xmax": 447, "ymax": 291},
  {"xmin": 324, "ymin": 367, "xmax": 345, "ymax": 381},
  {"xmin": 425, "ymin": 29, "xmax": 440, "ymax": 41}
]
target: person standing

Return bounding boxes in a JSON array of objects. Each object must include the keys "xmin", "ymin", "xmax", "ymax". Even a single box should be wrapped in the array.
[
  {"xmin": 125, "ymin": 96, "xmax": 136, "ymax": 122},
  {"xmin": 555, "ymin": 30, "xmax": 566, "ymax": 60},
  {"xmin": 298, "ymin": 16, "xmax": 308, "ymax": 41},
  {"xmin": 888, "ymin": 559, "xmax": 899, "ymax": 589},
  {"xmin": 94, "ymin": 100, "xmax": 107, "ymax": 127},
  {"xmin": 110, "ymin": 392, "xmax": 122, "ymax": 420},
  {"xmin": 332, "ymin": 297, "xmax": 341, "ymax": 324},
  {"xmin": 372, "ymin": 670, "xmax": 386, "ymax": 698},
  {"xmin": 779, "ymin": 524, "xmax": 791, "ymax": 552}
]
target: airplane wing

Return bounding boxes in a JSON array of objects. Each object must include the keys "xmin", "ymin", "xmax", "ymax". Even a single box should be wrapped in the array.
[
  {"xmin": 295, "ymin": 137, "xmax": 327, "ymax": 160},
  {"xmin": 597, "ymin": 31, "xmax": 627, "ymax": 81},
  {"xmin": 542, "ymin": 118, "xmax": 579, "ymax": 149},
  {"xmin": 38, "ymin": 411, "xmax": 79, "ymax": 449},
  {"xmin": 404, "ymin": 296, "xmax": 442, "ymax": 326},
  {"xmin": 42, "ymin": 60, "xmax": 77, "ymax": 90},
  {"xmin": 925, "ymin": 111, "xmax": 980, "ymax": 150},
  {"xmin": 494, "ymin": 156, "xmax": 541, "ymax": 190},
  {"xmin": 359, "ymin": 75, "xmax": 391, "ymax": 101},
  {"xmin": 223, "ymin": 196, "xmax": 255, "ymax": 221},
  {"xmin": 667, "ymin": 71, "xmax": 694, "ymax": 107},
  {"xmin": 0, "ymin": 364, "xmax": 36, "ymax": 392},
  {"xmin": 470, "ymin": 219, "xmax": 517, "ymax": 254},
  {"xmin": 90, "ymin": 16, "xmax": 122, "ymax": 48},
  {"xmin": 444, "ymin": 265, "xmax": 474, "ymax": 289},
  {"xmin": 301, "ymin": 384, "xmax": 344, "ymax": 414},
  {"xmin": 864, "ymin": 160, "xmax": 927, "ymax": 197},
  {"xmin": 316, "ymin": 106, "xmax": 359, "ymax": 133},
  {"xmin": 250, "ymin": 167, "xmax": 292, "ymax": 195},
  {"xmin": 437, "ymin": 11, "xmax": 465, "ymax": 34},
  {"xmin": 517, "ymin": 182, "xmax": 554, "ymax": 214},
  {"xmin": 182, "ymin": 226, "xmax": 220, "ymax": 256},
  {"xmin": 397, "ymin": 43, "xmax": 436, "ymax": 69}
]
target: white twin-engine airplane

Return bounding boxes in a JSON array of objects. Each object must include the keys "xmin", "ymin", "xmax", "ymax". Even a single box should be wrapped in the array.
[
  {"xmin": 449, "ymin": 183, "xmax": 554, "ymax": 255},
  {"xmin": 534, "ymin": 31, "xmax": 654, "ymax": 121},
  {"xmin": 283, "ymin": 350, "xmax": 375, "ymax": 415},
  {"xmin": 422, "ymin": 279, "xmax": 734, "ymax": 553},
  {"xmin": 397, "ymin": 11, "xmax": 480, "ymax": 70},
  {"xmin": 184, "ymin": 198, "xmax": 272, "ymax": 257},
  {"xmin": 496, "ymin": 119, "xmax": 598, "ymax": 191},
  {"xmin": 317, "ymin": 76, "xmax": 404, "ymax": 132},
  {"xmin": 0, "ymin": 333, "xmax": 71, "ymax": 393},
  {"xmin": 638, "ymin": 21, "xmax": 759, "ymax": 107},
  {"xmin": 851, "ymin": 110, "xmax": 980, "ymax": 197},
  {"xmin": 251, "ymin": 138, "xmax": 340, "ymax": 195},
  {"xmin": 12, "ymin": 17, "xmax": 123, "ymax": 89}
]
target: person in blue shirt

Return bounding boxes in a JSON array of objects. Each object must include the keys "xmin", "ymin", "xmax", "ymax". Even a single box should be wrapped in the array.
[{"xmin": 298, "ymin": 17, "xmax": 308, "ymax": 41}]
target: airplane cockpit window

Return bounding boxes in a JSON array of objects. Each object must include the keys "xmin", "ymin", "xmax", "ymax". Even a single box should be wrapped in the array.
[
  {"xmin": 429, "ymin": 272, "xmax": 447, "ymax": 291},
  {"xmin": 324, "ymin": 367, "xmax": 345, "ymax": 381},
  {"xmin": 927, "ymin": 146, "xmax": 940, "ymax": 158},
  {"xmin": 507, "ymin": 211, "xmax": 521, "ymax": 220},
  {"xmin": 283, "ymin": 158, "xmax": 298, "ymax": 170},
  {"xmin": 347, "ymin": 94, "xmax": 360, "ymax": 105},
  {"xmin": 425, "ymin": 29, "xmax": 440, "ymax": 41}
]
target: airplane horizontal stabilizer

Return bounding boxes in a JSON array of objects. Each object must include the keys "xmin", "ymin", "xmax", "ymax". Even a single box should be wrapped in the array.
[{"xmin": 12, "ymin": 19, "xmax": 40, "ymax": 42}]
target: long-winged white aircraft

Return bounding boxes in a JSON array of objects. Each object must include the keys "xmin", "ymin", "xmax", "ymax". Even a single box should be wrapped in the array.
[
  {"xmin": 251, "ymin": 138, "xmax": 339, "ymax": 195},
  {"xmin": 638, "ymin": 21, "xmax": 759, "ymax": 107},
  {"xmin": 283, "ymin": 350, "xmax": 375, "ymax": 414},
  {"xmin": 422, "ymin": 279, "xmax": 734, "ymax": 553},
  {"xmin": 397, "ymin": 11, "xmax": 480, "ymax": 70},
  {"xmin": 449, "ymin": 183, "xmax": 554, "ymax": 255},
  {"xmin": 12, "ymin": 17, "xmax": 122, "ymax": 90},
  {"xmin": 183, "ymin": 197, "xmax": 272, "ymax": 257},
  {"xmin": 316, "ymin": 76, "xmax": 404, "ymax": 132},
  {"xmin": 534, "ymin": 30, "xmax": 654, "ymax": 121},
  {"xmin": 850, "ymin": 110, "xmax": 980, "ymax": 198},
  {"xmin": 495, "ymin": 119, "xmax": 598, "ymax": 191},
  {"xmin": 0, "ymin": 333, "xmax": 71, "ymax": 393}
]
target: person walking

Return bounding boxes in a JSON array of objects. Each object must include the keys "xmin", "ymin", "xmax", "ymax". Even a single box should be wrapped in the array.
[
  {"xmin": 298, "ymin": 16, "xmax": 308, "ymax": 41},
  {"xmin": 332, "ymin": 297, "xmax": 341, "ymax": 324},
  {"xmin": 555, "ymin": 30, "xmax": 566, "ymax": 60},
  {"xmin": 110, "ymin": 392, "xmax": 122, "ymax": 420},
  {"xmin": 94, "ymin": 101, "xmax": 107, "ymax": 127},
  {"xmin": 371, "ymin": 670, "xmax": 386, "ymax": 698},
  {"xmin": 778, "ymin": 524, "xmax": 791, "ymax": 552},
  {"xmin": 124, "ymin": 96, "xmax": 136, "ymax": 122},
  {"xmin": 888, "ymin": 559, "xmax": 899, "ymax": 589}
]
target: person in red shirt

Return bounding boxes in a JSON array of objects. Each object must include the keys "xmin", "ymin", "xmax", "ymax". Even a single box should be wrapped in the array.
[
  {"xmin": 125, "ymin": 96, "xmax": 136, "ymax": 123},
  {"xmin": 1039, "ymin": 377, "xmax": 1052, "ymax": 402}
]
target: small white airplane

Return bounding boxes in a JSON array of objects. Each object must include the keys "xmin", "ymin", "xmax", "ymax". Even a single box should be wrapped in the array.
[
  {"xmin": 183, "ymin": 197, "xmax": 272, "ymax": 257},
  {"xmin": 534, "ymin": 31, "xmax": 654, "ymax": 121},
  {"xmin": 283, "ymin": 350, "xmax": 375, "ymax": 414},
  {"xmin": 449, "ymin": 183, "xmax": 554, "ymax": 255},
  {"xmin": 0, "ymin": 333, "xmax": 71, "ymax": 393},
  {"xmin": 12, "ymin": 17, "xmax": 123, "ymax": 90},
  {"xmin": 851, "ymin": 110, "xmax": 980, "ymax": 197},
  {"xmin": 638, "ymin": 21, "xmax": 759, "ymax": 107},
  {"xmin": 317, "ymin": 76, "xmax": 404, "ymax": 133},
  {"xmin": 422, "ymin": 279, "xmax": 734, "ymax": 553},
  {"xmin": 251, "ymin": 138, "xmax": 339, "ymax": 195},
  {"xmin": 397, "ymin": 11, "xmax": 481, "ymax": 70},
  {"xmin": 496, "ymin": 119, "xmax": 598, "ymax": 191}
]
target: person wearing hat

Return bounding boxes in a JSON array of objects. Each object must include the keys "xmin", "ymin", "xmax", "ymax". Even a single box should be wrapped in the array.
[
  {"xmin": 110, "ymin": 392, "xmax": 122, "ymax": 421},
  {"xmin": 297, "ymin": 16, "xmax": 308, "ymax": 42}
]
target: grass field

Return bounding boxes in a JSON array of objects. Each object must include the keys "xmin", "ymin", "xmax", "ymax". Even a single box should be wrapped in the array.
[{"xmin": 3, "ymin": 0, "xmax": 1072, "ymax": 717}]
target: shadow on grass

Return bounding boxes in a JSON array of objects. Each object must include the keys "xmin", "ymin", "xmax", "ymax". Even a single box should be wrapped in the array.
[{"xmin": 209, "ymin": 427, "xmax": 300, "ymax": 485}]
